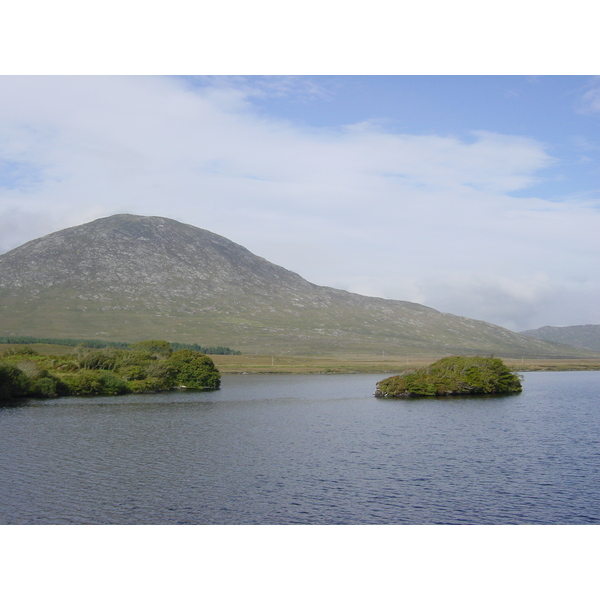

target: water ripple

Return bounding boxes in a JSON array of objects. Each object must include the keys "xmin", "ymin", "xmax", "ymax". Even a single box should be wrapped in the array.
[{"xmin": 1, "ymin": 372, "xmax": 600, "ymax": 524}]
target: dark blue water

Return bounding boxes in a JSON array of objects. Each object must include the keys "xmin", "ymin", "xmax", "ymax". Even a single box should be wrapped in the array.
[{"xmin": 1, "ymin": 371, "xmax": 599, "ymax": 524}]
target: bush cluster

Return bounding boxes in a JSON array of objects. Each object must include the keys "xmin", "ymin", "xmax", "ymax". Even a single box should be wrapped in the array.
[
  {"xmin": 0, "ymin": 362, "xmax": 68, "ymax": 401},
  {"xmin": 0, "ymin": 336, "xmax": 240, "ymax": 354},
  {"xmin": 375, "ymin": 356, "xmax": 522, "ymax": 398},
  {"xmin": 0, "ymin": 340, "xmax": 221, "ymax": 401}
]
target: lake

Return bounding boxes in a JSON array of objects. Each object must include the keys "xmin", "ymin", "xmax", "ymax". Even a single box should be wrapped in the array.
[{"xmin": 1, "ymin": 371, "xmax": 599, "ymax": 524}]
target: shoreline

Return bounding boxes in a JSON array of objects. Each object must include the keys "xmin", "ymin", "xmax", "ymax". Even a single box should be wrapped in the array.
[
  {"xmin": 211, "ymin": 354, "xmax": 600, "ymax": 374},
  {"xmin": 3, "ymin": 344, "xmax": 600, "ymax": 375}
]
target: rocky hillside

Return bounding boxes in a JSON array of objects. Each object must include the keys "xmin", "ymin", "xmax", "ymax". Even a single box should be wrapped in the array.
[
  {"xmin": 520, "ymin": 325, "xmax": 600, "ymax": 353},
  {"xmin": 1, "ymin": 214, "xmax": 596, "ymax": 357}
]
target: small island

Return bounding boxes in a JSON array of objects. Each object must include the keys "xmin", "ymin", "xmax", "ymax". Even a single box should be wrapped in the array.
[
  {"xmin": 375, "ymin": 356, "xmax": 522, "ymax": 398},
  {"xmin": 0, "ymin": 340, "xmax": 221, "ymax": 402}
]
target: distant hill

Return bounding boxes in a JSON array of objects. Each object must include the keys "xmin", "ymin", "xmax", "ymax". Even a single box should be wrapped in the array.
[
  {"xmin": 520, "ymin": 325, "xmax": 600, "ymax": 353},
  {"xmin": 1, "ymin": 214, "xmax": 597, "ymax": 358}
]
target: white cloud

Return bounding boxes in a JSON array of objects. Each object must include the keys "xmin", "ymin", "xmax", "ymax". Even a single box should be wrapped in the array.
[{"xmin": 1, "ymin": 76, "xmax": 599, "ymax": 331}]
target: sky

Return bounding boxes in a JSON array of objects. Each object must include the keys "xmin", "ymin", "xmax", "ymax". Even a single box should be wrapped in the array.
[
  {"xmin": 0, "ymin": 75, "xmax": 599, "ymax": 332},
  {"xmin": 1, "ymin": 3, "xmax": 598, "ymax": 591}
]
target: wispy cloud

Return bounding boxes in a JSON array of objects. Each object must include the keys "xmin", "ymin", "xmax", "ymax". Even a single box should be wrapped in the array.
[
  {"xmin": 576, "ymin": 78, "xmax": 600, "ymax": 114},
  {"xmin": 183, "ymin": 75, "xmax": 332, "ymax": 104}
]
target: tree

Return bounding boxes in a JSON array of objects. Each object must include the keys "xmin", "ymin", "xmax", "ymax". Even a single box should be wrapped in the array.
[
  {"xmin": 78, "ymin": 347, "xmax": 119, "ymax": 370},
  {"xmin": 166, "ymin": 350, "xmax": 220, "ymax": 389},
  {"xmin": 0, "ymin": 363, "xmax": 31, "ymax": 401},
  {"xmin": 375, "ymin": 356, "xmax": 522, "ymax": 398}
]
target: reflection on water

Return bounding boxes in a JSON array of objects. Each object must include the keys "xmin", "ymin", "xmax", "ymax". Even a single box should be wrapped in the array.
[{"xmin": 1, "ymin": 372, "xmax": 599, "ymax": 524}]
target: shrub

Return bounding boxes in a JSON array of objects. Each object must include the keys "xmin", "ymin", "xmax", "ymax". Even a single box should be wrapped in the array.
[
  {"xmin": 61, "ymin": 372, "xmax": 105, "ymax": 396},
  {"xmin": 0, "ymin": 340, "xmax": 222, "ymax": 398},
  {"xmin": 119, "ymin": 365, "xmax": 147, "ymax": 381},
  {"xmin": 0, "ymin": 363, "xmax": 31, "ymax": 401},
  {"xmin": 166, "ymin": 349, "xmax": 220, "ymax": 389},
  {"xmin": 144, "ymin": 361, "xmax": 175, "ymax": 386},
  {"xmin": 376, "ymin": 356, "xmax": 522, "ymax": 398},
  {"xmin": 78, "ymin": 348, "xmax": 119, "ymax": 371},
  {"xmin": 116, "ymin": 350, "xmax": 154, "ymax": 368},
  {"xmin": 30, "ymin": 374, "xmax": 68, "ymax": 398},
  {"xmin": 97, "ymin": 371, "xmax": 129, "ymax": 395},
  {"xmin": 61, "ymin": 371, "xmax": 129, "ymax": 396},
  {"xmin": 126, "ymin": 379, "xmax": 153, "ymax": 394},
  {"xmin": 47, "ymin": 358, "xmax": 80, "ymax": 373},
  {"xmin": 144, "ymin": 376, "xmax": 171, "ymax": 390}
]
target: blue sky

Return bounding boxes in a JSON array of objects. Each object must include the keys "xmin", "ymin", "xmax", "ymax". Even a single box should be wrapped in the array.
[
  {"xmin": 207, "ymin": 75, "xmax": 599, "ymax": 199},
  {"xmin": 1, "ymin": 75, "xmax": 599, "ymax": 331}
]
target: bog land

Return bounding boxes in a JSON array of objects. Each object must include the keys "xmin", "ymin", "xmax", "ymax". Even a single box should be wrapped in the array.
[{"xmin": 2, "ymin": 343, "xmax": 599, "ymax": 374}]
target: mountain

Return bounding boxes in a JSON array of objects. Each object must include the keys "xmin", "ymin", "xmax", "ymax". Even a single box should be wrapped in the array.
[
  {"xmin": 520, "ymin": 325, "xmax": 600, "ymax": 353},
  {"xmin": 0, "ymin": 214, "xmax": 596, "ymax": 358}
]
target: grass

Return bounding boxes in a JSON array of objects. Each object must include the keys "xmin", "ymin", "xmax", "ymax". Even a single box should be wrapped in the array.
[
  {"xmin": 3, "ymin": 297, "xmax": 600, "ymax": 359},
  {"xmin": 205, "ymin": 354, "xmax": 600, "ymax": 374},
  {"xmin": 3, "ymin": 344, "xmax": 600, "ymax": 374}
]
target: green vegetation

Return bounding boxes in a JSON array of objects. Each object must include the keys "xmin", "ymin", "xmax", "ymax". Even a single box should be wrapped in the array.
[
  {"xmin": 167, "ymin": 349, "xmax": 221, "ymax": 390},
  {"xmin": 0, "ymin": 341, "xmax": 220, "ymax": 402},
  {"xmin": 375, "ymin": 356, "xmax": 522, "ymax": 398},
  {"xmin": 0, "ymin": 336, "xmax": 241, "ymax": 355}
]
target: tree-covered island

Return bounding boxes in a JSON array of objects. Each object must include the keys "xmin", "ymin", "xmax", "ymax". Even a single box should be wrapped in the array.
[
  {"xmin": 0, "ymin": 340, "xmax": 220, "ymax": 402},
  {"xmin": 375, "ymin": 356, "xmax": 522, "ymax": 398}
]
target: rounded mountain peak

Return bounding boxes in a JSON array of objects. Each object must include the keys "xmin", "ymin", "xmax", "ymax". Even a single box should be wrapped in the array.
[{"xmin": 0, "ymin": 213, "xmax": 313, "ymax": 299}]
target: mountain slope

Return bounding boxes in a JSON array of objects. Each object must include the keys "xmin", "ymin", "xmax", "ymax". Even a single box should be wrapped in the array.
[
  {"xmin": 520, "ymin": 325, "xmax": 600, "ymax": 353},
  {"xmin": 0, "ymin": 214, "xmax": 595, "ymax": 357}
]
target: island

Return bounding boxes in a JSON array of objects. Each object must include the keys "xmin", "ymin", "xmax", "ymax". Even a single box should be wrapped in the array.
[
  {"xmin": 375, "ymin": 356, "xmax": 522, "ymax": 398},
  {"xmin": 0, "ymin": 340, "xmax": 220, "ymax": 402}
]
